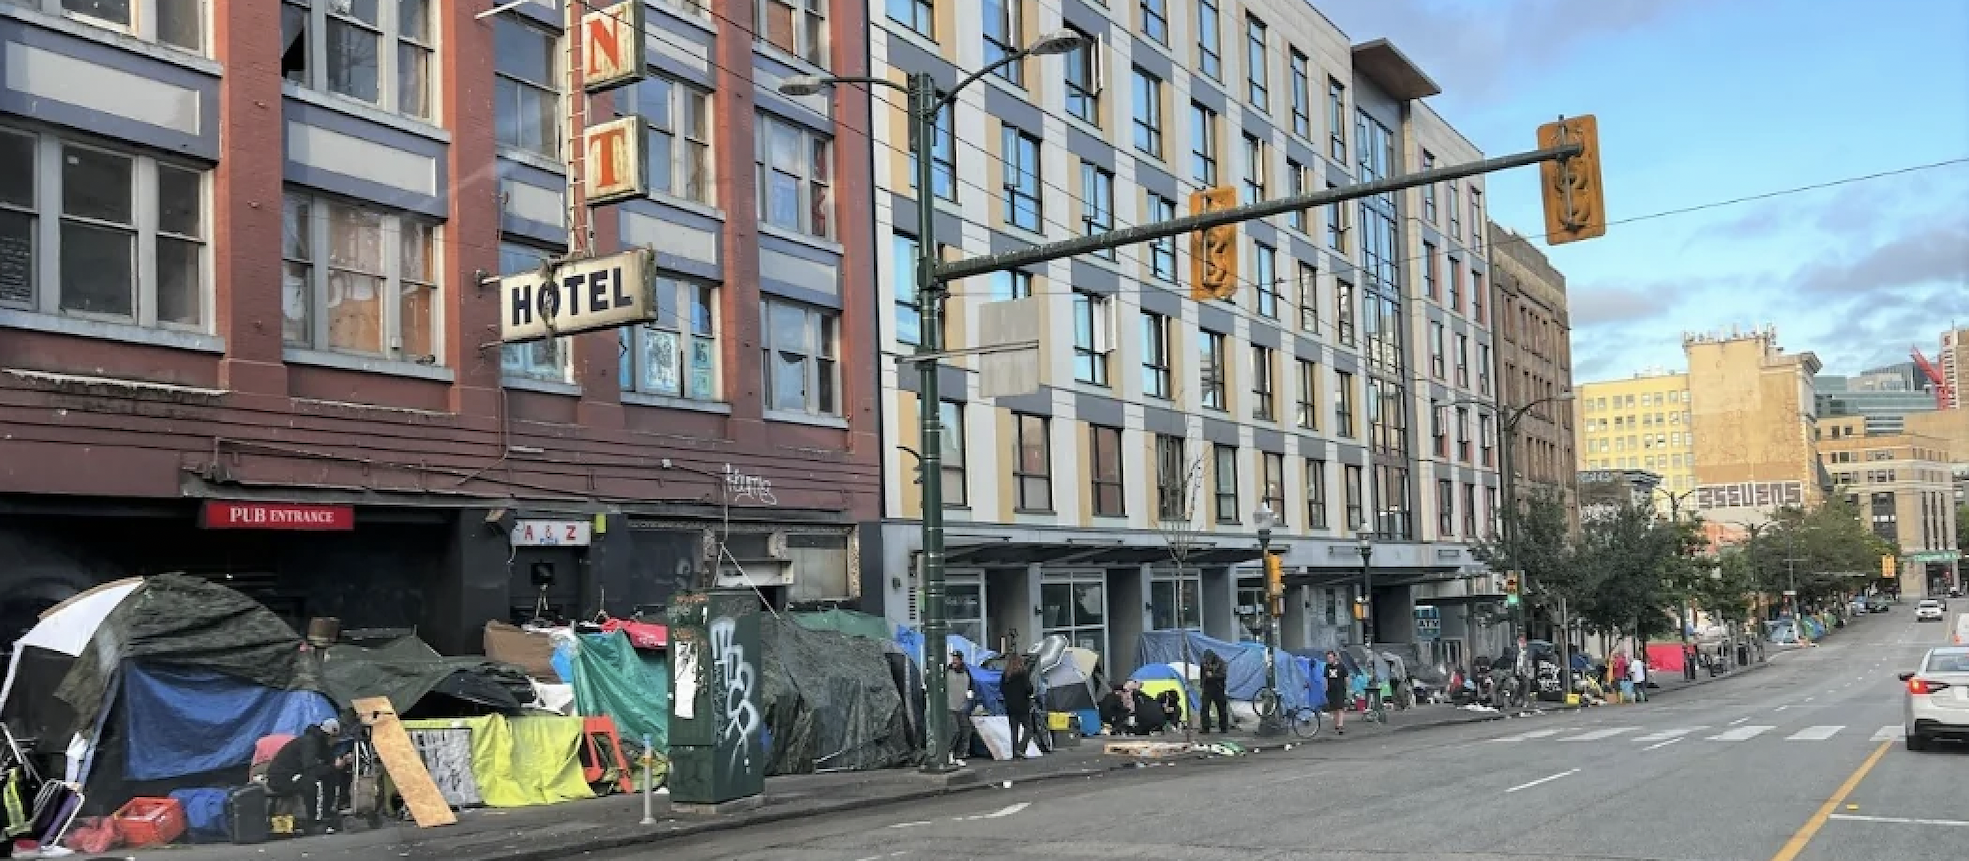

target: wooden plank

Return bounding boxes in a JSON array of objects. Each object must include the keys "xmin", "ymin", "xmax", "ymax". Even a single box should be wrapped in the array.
[{"xmin": 353, "ymin": 697, "xmax": 456, "ymax": 828}]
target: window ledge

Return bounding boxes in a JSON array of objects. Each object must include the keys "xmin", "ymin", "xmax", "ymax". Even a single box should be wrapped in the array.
[
  {"xmin": 651, "ymin": 2, "xmax": 718, "ymax": 36},
  {"xmin": 0, "ymin": 308, "xmax": 224, "ymax": 353},
  {"xmin": 622, "ymin": 392, "xmax": 732, "ymax": 415},
  {"xmin": 0, "ymin": 4, "xmax": 221, "ymax": 76},
  {"xmin": 999, "ymin": 223, "xmax": 1047, "ymax": 245},
  {"xmin": 502, "ymin": 375, "xmax": 580, "ymax": 396},
  {"xmin": 285, "ymin": 348, "xmax": 454, "ymax": 382},
  {"xmin": 881, "ymin": 21, "xmax": 942, "ymax": 58},
  {"xmin": 281, "ymin": 82, "xmax": 450, "ymax": 143},
  {"xmin": 764, "ymin": 408, "xmax": 848, "ymax": 429},
  {"xmin": 641, "ymin": 190, "xmax": 726, "ymax": 222},
  {"xmin": 756, "ymin": 222, "xmax": 845, "ymax": 256},
  {"xmin": 499, "ymin": 146, "xmax": 566, "ymax": 176},
  {"xmin": 1092, "ymin": 513, "xmax": 1129, "ymax": 521},
  {"xmin": 752, "ymin": 41, "xmax": 833, "ymax": 82}
]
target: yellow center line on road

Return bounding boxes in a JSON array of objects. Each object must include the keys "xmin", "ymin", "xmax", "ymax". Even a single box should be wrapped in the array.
[{"xmin": 1768, "ymin": 740, "xmax": 1893, "ymax": 861}]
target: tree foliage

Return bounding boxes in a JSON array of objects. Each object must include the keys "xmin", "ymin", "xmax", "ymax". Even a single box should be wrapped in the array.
[{"xmin": 1740, "ymin": 498, "xmax": 1896, "ymax": 603}]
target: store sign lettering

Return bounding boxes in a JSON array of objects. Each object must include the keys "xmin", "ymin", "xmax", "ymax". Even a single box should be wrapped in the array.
[
  {"xmin": 200, "ymin": 501, "xmax": 354, "ymax": 531},
  {"xmin": 511, "ymin": 520, "xmax": 595, "ymax": 547}
]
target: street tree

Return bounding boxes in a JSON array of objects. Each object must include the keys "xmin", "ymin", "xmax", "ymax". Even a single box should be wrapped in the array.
[
  {"xmin": 1150, "ymin": 435, "xmax": 1208, "ymax": 739},
  {"xmin": 1569, "ymin": 501, "xmax": 1680, "ymax": 641},
  {"xmin": 1743, "ymin": 498, "xmax": 1895, "ymax": 605},
  {"xmin": 1471, "ymin": 491, "xmax": 1576, "ymax": 637},
  {"xmin": 1693, "ymin": 549, "xmax": 1759, "ymax": 625}
]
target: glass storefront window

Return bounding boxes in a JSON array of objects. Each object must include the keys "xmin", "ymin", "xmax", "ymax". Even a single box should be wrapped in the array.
[
  {"xmin": 946, "ymin": 579, "xmax": 985, "ymax": 646},
  {"xmin": 1041, "ymin": 577, "xmax": 1106, "ymax": 655},
  {"xmin": 1150, "ymin": 575, "xmax": 1201, "ymax": 630}
]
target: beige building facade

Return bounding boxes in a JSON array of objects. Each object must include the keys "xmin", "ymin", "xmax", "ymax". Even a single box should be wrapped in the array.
[
  {"xmin": 1574, "ymin": 371, "xmax": 1694, "ymax": 504},
  {"xmin": 1821, "ymin": 416, "xmax": 1959, "ymax": 596},
  {"xmin": 1683, "ymin": 328, "xmax": 1826, "ymax": 524},
  {"xmin": 1487, "ymin": 221, "xmax": 1575, "ymax": 512}
]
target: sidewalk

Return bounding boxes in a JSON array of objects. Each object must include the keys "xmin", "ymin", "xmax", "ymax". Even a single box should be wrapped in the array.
[{"xmin": 118, "ymin": 702, "xmax": 1496, "ymax": 861}]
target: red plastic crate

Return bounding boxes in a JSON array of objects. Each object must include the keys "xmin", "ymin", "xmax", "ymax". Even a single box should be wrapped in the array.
[{"xmin": 112, "ymin": 796, "xmax": 187, "ymax": 848}]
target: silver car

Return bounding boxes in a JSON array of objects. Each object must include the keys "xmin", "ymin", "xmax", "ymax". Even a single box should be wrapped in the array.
[{"xmin": 1900, "ymin": 646, "xmax": 1969, "ymax": 750}]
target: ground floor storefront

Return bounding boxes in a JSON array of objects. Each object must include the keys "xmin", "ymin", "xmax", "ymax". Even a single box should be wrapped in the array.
[
  {"xmin": 0, "ymin": 490, "xmax": 860, "ymax": 656},
  {"xmin": 863, "ymin": 521, "xmax": 1507, "ymax": 680}
]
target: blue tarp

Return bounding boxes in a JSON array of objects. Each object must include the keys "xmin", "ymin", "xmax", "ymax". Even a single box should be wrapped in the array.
[
  {"xmin": 122, "ymin": 663, "xmax": 337, "ymax": 781},
  {"xmin": 1133, "ymin": 656, "xmax": 1331, "ymax": 707},
  {"xmin": 893, "ymin": 626, "xmax": 994, "ymax": 669},
  {"xmin": 1137, "ymin": 631, "xmax": 1316, "ymax": 712},
  {"xmin": 167, "ymin": 789, "xmax": 230, "ymax": 843}
]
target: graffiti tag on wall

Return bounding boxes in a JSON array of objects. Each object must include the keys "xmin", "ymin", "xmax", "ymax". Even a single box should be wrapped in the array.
[
  {"xmin": 723, "ymin": 464, "xmax": 778, "ymax": 506},
  {"xmin": 709, "ymin": 615, "xmax": 761, "ymax": 778}
]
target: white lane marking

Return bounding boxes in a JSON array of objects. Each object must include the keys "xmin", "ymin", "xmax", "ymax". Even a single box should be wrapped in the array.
[
  {"xmin": 1728, "ymin": 716, "xmax": 1751, "ymax": 726},
  {"xmin": 954, "ymin": 803, "xmax": 1030, "ymax": 821},
  {"xmin": 1871, "ymin": 725, "xmax": 1906, "ymax": 741},
  {"xmin": 1643, "ymin": 737, "xmax": 1683, "ymax": 751},
  {"xmin": 1829, "ymin": 814, "xmax": 1969, "ymax": 827},
  {"xmin": 1633, "ymin": 726, "xmax": 1708, "ymax": 742},
  {"xmin": 1775, "ymin": 705, "xmax": 1791, "ymax": 712},
  {"xmin": 889, "ymin": 821, "xmax": 933, "ymax": 829},
  {"xmin": 1786, "ymin": 725, "xmax": 1844, "ymax": 741},
  {"xmin": 1505, "ymin": 768, "xmax": 1580, "ymax": 793},
  {"xmin": 1562, "ymin": 727, "xmax": 1638, "ymax": 741},
  {"xmin": 1804, "ymin": 696, "xmax": 1817, "ymax": 702},
  {"xmin": 1708, "ymin": 725, "xmax": 1775, "ymax": 741},
  {"xmin": 1489, "ymin": 728, "xmax": 1562, "ymax": 743}
]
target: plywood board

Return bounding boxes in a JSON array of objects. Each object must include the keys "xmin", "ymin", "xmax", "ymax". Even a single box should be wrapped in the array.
[{"xmin": 353, "ymin": 697, "xmax": 456, "ymax": 828}]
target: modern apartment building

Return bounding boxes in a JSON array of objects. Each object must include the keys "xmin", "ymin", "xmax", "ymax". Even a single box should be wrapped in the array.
[
  {"xmin": 0, "ymin": 0, "xmax": 882, "ymax": 653},
  {"xmin": 1574, "ymin": 371, "xmax": 1694, "ymax": 503},
  {"xmin": 863, "ymin": 0, "xmax": 1505, "ymax": 673},
  {"xmin": 1486, "ymin": 221, "xmax": 1575, "ymax": 512},
  {"xmin": 1820, "ymin": 416, "xmax": 1959, "ymax": 595}
]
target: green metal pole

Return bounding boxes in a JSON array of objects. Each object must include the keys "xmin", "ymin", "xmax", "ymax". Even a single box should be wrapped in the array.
[{"xmin": 909, "ymin": 72, "xmax": 953, "ymax": 772}]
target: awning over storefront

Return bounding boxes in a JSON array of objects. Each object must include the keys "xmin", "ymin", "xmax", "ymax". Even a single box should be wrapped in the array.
[
  {"xmin": 1279, "ymin": 566, "xmax": 1473, "ymax": 590},
  {"xmin": 943, "ymin": 539, "xmax": 1267, "ymax": 569}
]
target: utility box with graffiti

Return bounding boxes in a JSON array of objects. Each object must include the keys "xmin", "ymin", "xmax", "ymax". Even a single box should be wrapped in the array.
[{"xmin": 667, "ymin": 589, "xmax": 766, "ymax": 806}]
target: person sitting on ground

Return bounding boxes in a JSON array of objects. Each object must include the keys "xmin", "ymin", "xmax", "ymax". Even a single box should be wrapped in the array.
[{"xmin": 1155, "ymin": 688, "xmax": 1184, "ymax": 732}]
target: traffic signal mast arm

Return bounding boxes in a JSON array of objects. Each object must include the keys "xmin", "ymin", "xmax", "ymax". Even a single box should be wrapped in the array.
[{"xmin": 934, "ymin": 140, "xmax": 1586, "ymax": 284}]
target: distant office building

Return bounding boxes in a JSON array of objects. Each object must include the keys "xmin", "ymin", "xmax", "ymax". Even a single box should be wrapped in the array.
[
  {"xmin": 1817, "ymin": 363, "xmax": 1937, "ymax": 435},
  {"xmin": 1820, "ymin": 415, "xmax": 1959, "ymax": 595},
  {"xmin": 1574, "ymin": 371, "xmax": 1693, "ymax": 497}
]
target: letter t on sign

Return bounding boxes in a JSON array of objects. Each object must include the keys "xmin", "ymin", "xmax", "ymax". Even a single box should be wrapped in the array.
[{"xmin": 584, "ymin": 117, "xmax": 646, "ymax": 205}]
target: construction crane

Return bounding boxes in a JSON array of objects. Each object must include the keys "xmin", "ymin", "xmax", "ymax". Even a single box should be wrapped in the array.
[{"xmin": 1911, "ymin": 347, "xmax": 1951, "ymax": 410}]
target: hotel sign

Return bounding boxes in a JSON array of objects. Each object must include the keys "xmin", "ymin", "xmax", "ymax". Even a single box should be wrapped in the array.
[{"xmin": 500, "ymin": 248, "xmax": 655, "ymax": 343}]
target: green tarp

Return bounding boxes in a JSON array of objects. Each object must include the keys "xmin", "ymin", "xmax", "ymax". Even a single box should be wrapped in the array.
[
  {"xmin": 571, "ymin": 631, "xmax": 670, "ymax": 753},
  {"xmin": 789, "ymin": 609, "xmax": 894, "ymax": 643}
]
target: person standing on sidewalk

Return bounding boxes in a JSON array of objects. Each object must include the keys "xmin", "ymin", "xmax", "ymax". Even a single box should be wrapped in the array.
[
  {"xmin": 1001, "ymin": 653, "xmax": 1036, "ymax": 759},
  {"xmin": 1198, "ymin": 650, "xmax": 1231, "ymax": 734},
  {"xmin": 945, "ymin": 651, "xmax": 979, "ymax": 767},
  {"xmin": 1322, "ymin": 651, "xmax": 1348, "ymax": 736},
  {"xmin": 1628, "ymin": 652, "xmax": 1648, "ymax": 703}
]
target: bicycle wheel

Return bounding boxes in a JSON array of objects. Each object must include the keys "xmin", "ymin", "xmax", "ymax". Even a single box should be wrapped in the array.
[
  {"xmin": 1288, "ymin": 707, "xmax": 1321, "ymax": 739},
  {"xmin": 1252, "ymin": 687, "xmax": 1281, "ymax": 720}
]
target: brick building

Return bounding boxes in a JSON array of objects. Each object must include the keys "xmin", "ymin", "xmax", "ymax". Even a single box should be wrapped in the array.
[{"xmin": 0, "ymin": 0, "xmax": 880, "ymax": 654}]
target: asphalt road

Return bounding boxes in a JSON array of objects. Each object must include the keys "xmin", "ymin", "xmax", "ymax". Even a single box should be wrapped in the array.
[{"xmin": 599, "ymin": 613, "xmax": 1957, "ymax": 861}]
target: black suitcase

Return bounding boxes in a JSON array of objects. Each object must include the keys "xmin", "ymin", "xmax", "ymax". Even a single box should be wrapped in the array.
[{"xmin": 226, "ymin": 784, "xmax": 270, "ymax": 845}]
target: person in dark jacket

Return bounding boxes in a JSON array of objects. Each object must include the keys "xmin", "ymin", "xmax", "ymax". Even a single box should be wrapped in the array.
[
  {"xmin": 1199, "ymin": 650, "xmax": 1231, "ymax": 733},
  {"xmin": 265, "ymin": 717, "xmax": 347, "ymax": 835},
  {"xmin": 1001, "ymin": 653, "xmax": 1037, "ymax": 759}
]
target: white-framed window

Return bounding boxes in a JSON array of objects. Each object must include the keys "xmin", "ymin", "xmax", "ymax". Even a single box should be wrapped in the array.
[
  {"xmin": 1131, "ymin": 67, "xmax": 1163, "ymax": 159},
  {"xmin": 1190, "ymin": 102, "xmax": 1218, "ymax": 187},
  {"xmin": 1141, "ymin": 311, "xmax": 1171, "ymax": 399},
  {"xmin": 1288, "ymin": 49, "xmax": 1310, "ymax": 138},
  {"xmin": 1195, "ymin": 0, "xmax": 1220, "ymax": 80},
  {"xmin": 21, "ymin": 0, "xmax": 204, "ymax": 52},
  {"xmin": 620, "ymin": 277, "xmax": 719, "ymax": 401},
  {"xmin": 909, "ymin": 90, "xmax": 957, "ymax": 201},
  {"xmin": 1253, "ymin": 241, "xmax": 1278, "ymax": 318},
  {"xmin": 1014, "ymin": 412, "xmax": 1053, "ymax": 511},
  {"xmin": 1241, "ymin": 132, "xmax": 1266, "ymax": 204},
  {"xmin": 281, "ymin": 0, "xmax": 434, "ymax": 121},
  {"xmin": 631, "ymin": 76, "xmax": 714, "ymax": 205},
  {"xmin": 757, "ymin": 0, "xmax": 827, "ymax": 66},
  {"xmin": 0, "ymin": 127, "xmax": 209, "ymax": 331},
  {"xmin": 1200, "ymin": 330, "xmax": 1226, "ymax": 410},
  {"xmin": 762, "ymin": 297, "xmax": 839, "ymax": 416},
  {"xmin": 1244, "ymin": 13, "xmax": 1267, "ymax": 108},
  {"xmin": 281, "ymin": 189, "xmax": 440, "ymax": 363},
  {"xmin": 1146, "ymin": 192, "xmax": 1177, "ymax": 281},
  {"xmin": 1326, "ymin": 77, "xmax": 1346, "ymax": 162},
  {"xmin": 1138, "ymin": 0, "xmax": 1167, "ymax": 46},
  {"xmin": 491, "ymin": 13, "xmax": 559, "ymax": 157},
  {"xmin": 496, "ymin": 241, "xmax": 570, "ymax": 383},
  {"xmin": 755, "ymin": 113, "xmax": 834, "ymax": 238},
  {"xmin": 1250, "ymin": 345, "xmax": 1275, "ymax": 421},
  {"xmin": 1063, "ymin": 26, "xmax": 1100, "ymax": 126}
]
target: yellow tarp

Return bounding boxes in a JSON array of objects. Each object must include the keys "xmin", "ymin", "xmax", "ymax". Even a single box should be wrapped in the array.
[{"xmin": 402, "ymin": 714, "xmax": 595, "ymax": 808}]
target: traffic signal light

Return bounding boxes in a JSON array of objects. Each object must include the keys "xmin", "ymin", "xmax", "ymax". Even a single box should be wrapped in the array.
[
  {"xmin": 1188, "ymin": 187, "xmax": 1239, "ymax": 301},
  {"xmin": 1536, "ymin": 115, "xmax": 1605, "ymax": 246},
  {"xmin": 1352, "ymin": 596, "xmax": 1367, "ymax": 620},
  {"xmin": 1263, "ymin": 554, "xmax": 1284, "ymax": 617},
  {"xmin": 1504, "ymin": 571, "xmax": 1522, "ymax": 606},
  {"xmin": 1882, "ymin": 554, "xmax": 1899, "ymax": 579}
]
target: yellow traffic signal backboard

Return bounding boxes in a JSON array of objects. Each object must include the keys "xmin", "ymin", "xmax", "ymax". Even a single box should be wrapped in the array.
[
  {"xmin": 1189, "ymin": 187, "xmax": 1239, "ymax": 301},
  {"xmin": 1536, "ymin": 115, "xmax": 1606, "ymax": 246},
  {"xmin": 1882, "ymin": 554, "xmax": 1898, "ymax": 579}
]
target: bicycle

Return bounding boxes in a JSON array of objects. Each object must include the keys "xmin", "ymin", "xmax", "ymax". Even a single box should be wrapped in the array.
[{"xmin": 1249, "ymin": 688, "xmax": 1322, "ymax": 738}]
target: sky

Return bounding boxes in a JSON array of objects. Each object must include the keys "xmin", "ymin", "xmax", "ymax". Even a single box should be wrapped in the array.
[{"xmin": 1318, "ymin": 0, "xmax": 1969, "ymax": 382}]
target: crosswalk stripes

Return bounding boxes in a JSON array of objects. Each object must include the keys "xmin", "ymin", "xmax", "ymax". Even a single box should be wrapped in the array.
[
  {"xmin": 1707, "ymin": 725, "xmax": 1775, "ymax": 741},
  {"xmin": 1563, "ymin": 727, "xmax": 1638, "ymax": 742},
  {"xmin": 1871, "ymin": 725, "xmax": 1906, "ymax": 741},
  {"xmin": 1632, "ymin": 726, "xmax": 1708, "ymax": 743},
  {"xmin": 1785, "ymin": 726, "xmax": 1843, "ymax": 741}
]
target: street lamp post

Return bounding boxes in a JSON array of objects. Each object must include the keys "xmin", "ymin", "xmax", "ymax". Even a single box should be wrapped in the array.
[
  {"xmin": 780, "ymin": 32, "xmax": 1086, "ymax": 774},
  {"xmin": 1356, "ymin": 532, "xmax": 1375, "ymax": 649},
  {"xmin": 1255, "ymin": 505, "xmax": 1278, "ymax": 707}
]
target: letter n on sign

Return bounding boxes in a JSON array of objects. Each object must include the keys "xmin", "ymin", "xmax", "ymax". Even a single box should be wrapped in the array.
[
  {"xmin": 581, "ymin": 1, "xmax": 645, "ymax": 94},
  {"xmin": 584, "ymin": 116, "xmax": 647, "ymax": 205}
]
